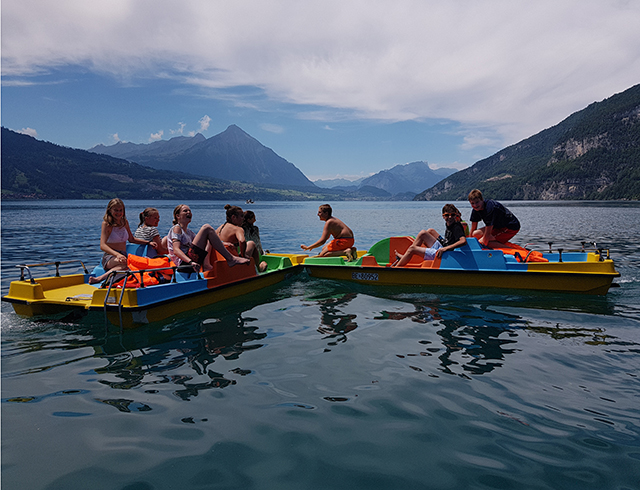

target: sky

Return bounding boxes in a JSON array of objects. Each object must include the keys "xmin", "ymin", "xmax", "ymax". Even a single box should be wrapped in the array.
[{"xmin": 2, "ymin": 1, "xmax": 640, "ymax": 181}]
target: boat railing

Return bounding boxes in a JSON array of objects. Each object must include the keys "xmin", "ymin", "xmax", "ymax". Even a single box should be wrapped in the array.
[
  {"xmin": 15, "ymin": 260, "xmax": 90, "ymax": 284},
  {"xmin": 545, "ymin": 242, "xmax": 610, "ymax": 261}
]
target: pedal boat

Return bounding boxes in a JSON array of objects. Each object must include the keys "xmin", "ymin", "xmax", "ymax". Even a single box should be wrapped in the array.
[
  {"xmin": 2, "ymin": 244, "xmax": 302, "ymax": 327},
  {"xmin": 302, "ymin": 236, "xmax": 620, "ymax": 295}
]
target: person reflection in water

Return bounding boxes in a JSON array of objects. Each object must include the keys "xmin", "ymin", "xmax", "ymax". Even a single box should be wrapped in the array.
[{"xmin": 316, "ymin": 293, "xmax": 358, "ymax": 347}]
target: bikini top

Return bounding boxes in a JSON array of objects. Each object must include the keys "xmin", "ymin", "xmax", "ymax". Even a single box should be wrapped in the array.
[{"xmin": 107, "ymin": 225, "xmax": 129, "ymax": 243}]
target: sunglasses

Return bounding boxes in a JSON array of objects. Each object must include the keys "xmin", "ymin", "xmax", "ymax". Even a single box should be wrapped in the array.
[{"xmin": 442, "ymin": 213, "xmax": 458, "ymax": 218}]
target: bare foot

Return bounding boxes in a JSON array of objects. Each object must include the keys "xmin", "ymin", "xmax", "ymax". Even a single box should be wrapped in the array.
[
  {"xmin": 258, "ymin": 261, "xmax": 268, "ymax": 272},
  {"xmin": 228, "ymin": 256, "xmax": 250, "ymax": 267}
]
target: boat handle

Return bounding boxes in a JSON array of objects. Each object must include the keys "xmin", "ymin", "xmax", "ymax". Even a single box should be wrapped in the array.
[
  {"xmin": 16, "ymin": 265, "xmax": 35, "ymax": 284},
  {"xmin": 15, "ymin": 260, "xmax": 89, "ymax": 281}
]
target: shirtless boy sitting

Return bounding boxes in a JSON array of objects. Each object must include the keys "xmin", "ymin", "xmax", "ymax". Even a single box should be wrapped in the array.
[{"xmin": 301, "ymin": 204, "xmax": 357, "ymax": 261}]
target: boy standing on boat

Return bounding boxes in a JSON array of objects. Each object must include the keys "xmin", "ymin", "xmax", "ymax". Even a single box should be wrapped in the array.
[
  {"xmin": 392, "ymin": 204, "xmax": 467, "ymax": 267},
  {"xmin": 468, "ymin": 189, "xmax": 520, "ymax": 248},
  {"xmin": 301, "ymin": 204, "xmax": 357, "ymax": 261}
]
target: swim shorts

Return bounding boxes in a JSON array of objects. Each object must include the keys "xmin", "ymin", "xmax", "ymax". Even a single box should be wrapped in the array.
[
  {"xmin": 187, "ymin": 243, "xmax": 208, "ymax": 265},
  {"xmin": 326, "ymin": 237, "xmax": 355, "ymax": 252},
  {"xmin": 423, "ymin": 241, "xmax": 443, "ymax": 260},
  {"xmin": 492, "ymin": 227, "xmax": 519, "ymax": 244}
]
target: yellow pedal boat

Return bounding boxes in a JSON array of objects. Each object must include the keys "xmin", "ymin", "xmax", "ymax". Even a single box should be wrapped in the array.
[{"xmin": 2, "ymin": 244, "xmax": 303, "ymax": 328}]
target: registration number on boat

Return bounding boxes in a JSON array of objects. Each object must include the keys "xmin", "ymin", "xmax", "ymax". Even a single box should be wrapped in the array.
[{"xmin": 352, "ymin": 272, "xmax": 379, "ymax": 282}]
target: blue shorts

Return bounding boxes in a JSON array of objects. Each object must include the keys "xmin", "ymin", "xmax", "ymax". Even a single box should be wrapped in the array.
[{"xmin": 424, "ymin": 241, "xmax": 443, "ymax": 260}]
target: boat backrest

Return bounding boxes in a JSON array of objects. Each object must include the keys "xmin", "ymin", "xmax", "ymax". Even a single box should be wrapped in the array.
[
  {"xmin": 126, "ymin": 243, "xmax": 159, "ymax": 258},
  {"xmin": 202, "ymin": 250, "xmax": 257, "ymax": 282},
  {"xmin": 367, "ymin": 236, "xmax": 418, "ymax": 265}
]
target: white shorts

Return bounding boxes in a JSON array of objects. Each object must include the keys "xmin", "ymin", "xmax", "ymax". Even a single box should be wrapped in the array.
[{"xmin": 424, "ymin": 240, "xmax": 443, "ymax": 260}]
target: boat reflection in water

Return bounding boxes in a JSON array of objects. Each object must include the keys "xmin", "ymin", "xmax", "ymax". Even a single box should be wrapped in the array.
[
  {"xmin": 92, "ymin": 309, "xmax": 268, "ymax": 407},
  {"xmin": 298, "ymin": 281, "xmax": 624, "ymax": 378}
]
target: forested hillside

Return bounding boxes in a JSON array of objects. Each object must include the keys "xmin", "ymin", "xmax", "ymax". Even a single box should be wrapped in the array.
[{"xmin": 415, "ymin": 84, "xmax": 640, "ymax": 201}]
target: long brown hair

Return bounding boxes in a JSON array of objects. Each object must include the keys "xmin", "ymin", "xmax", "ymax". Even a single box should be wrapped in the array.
[
  {"xmin": 224, "ymin": 204, "xmax": 243, "ymax": 223},
  {"xmin": 104, "ymin": 198, "xmax": 125, "ymax": 226},
  {"xmin": 172, "ymin": 204, "xmax": 189, "ymax": 225}
]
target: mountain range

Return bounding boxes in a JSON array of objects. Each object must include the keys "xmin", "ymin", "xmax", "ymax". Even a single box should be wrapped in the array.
[
  {"xmin": 0, "ymin": 128, "xmax": 330, "ymax": 201},
  {"xmin": 415, "ymin": 83, "xmax": 640, "ymax": 201},
  {"xmin": 89, "ymin": 125, "xmax": 315, "ymax": 188},
  {"xmin": 0, "ymin": 127, "xmax": 427, "ymax": 201},
  {"xmin": 315, "ymin": 161, "xmax": 457, "ymax": 197}
]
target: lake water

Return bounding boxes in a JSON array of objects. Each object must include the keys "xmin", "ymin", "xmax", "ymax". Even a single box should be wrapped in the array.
[{"xmin": 2, "ymin": 200, "xmax": 640, "ymax": 490}]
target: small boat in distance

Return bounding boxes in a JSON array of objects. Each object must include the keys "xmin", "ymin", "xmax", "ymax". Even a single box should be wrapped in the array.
[
  {"xmin": 245, "ymin": 199, "xmax": 254, "ymax": 204},
  {"xmin": 2, "ymin": 244, "xmax": 302, "ymax": 328},
  {"xmin": 303, "ymin": 236, "xmax": 620, "ymax": 295}
]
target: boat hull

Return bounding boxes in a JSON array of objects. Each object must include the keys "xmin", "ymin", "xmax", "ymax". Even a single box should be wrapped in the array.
[
  {"xmin": 305, "ymin": 264, "xmax": 618, "ymax": 295},
  {"xmin": 303, "ymin": 236, "xmax": 620, "ymax": 295}
]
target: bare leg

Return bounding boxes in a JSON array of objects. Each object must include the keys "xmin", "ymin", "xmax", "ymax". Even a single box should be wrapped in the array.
[
  {"xmin": 393, "ymin": 230, "xmax": 439, "ymax": 267},
  {"xmin": 89, "ymin": 257, "xmax": 128, "ymax": 284},
  {"xmin": 318, "ymin": 249, "xmax": 350, "ymax": 258},
  {"xmin": 193, "ymin": 224, "xmax": 250, "ymax": 267},
  {"xmin": 247, "ymin": 241, "xmax": 268, "ymax": 272},
  {"xmin": 472, "ymin": 228, "xmax": 502, "ymax": 248}
]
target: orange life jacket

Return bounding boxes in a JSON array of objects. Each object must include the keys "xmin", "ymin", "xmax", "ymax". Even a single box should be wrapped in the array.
[
  {"xmin": 494, "ymin": 243, "xmax": 549, "ymax": 263},
  {"xmin": 112, "ymin": 255, "xmax": 175, "ymax": 288}
]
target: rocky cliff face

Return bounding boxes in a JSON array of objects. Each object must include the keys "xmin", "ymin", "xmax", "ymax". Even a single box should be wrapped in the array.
[{"xmin": 550, "ymin": 135, "xmax": 608, "ymax": 162}]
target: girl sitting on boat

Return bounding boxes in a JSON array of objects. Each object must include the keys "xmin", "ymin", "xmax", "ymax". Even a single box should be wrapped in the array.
[
  {"xmin": 89, "ymin": 198, "xmax": 158, "ymax": 284},
  {"xmin": 217, "ymin": 205, "xmax": 268, "ymax": 272},
  {"xmin": 242, "ymin": 210, "xmax": 265, "ymax": 256},
  {"xmin": 392, "ymin": 203, "xmax": 467, "ymax": 267},
  {"xmin": 134, "ymin": 207, "xmax": 168, "ymax": 255},
  {"xmin": 168, "ymin": 204, "xmax": 250, "ymax": 271}
]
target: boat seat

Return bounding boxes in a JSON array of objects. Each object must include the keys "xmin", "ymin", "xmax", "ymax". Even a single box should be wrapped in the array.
[
  {"xmin": 367, "ymin": 236, "xmax": 418, "ymax": 265},
  {"xmin": 359, "ymin": 255, "xmax": 380, "ymax": 267},
  {"xmin": 202, "ymin": 250, "xmax": 256, "ymax": 281}
]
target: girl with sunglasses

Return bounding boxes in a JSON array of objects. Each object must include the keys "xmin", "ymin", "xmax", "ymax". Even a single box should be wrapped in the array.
[{"xmin": 392, "ymin": 203, "xmax": 467, "ymax": 267}]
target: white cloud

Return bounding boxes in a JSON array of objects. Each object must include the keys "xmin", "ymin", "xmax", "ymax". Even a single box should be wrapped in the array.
[
  {"xmin": 459, "ymin": 133, "xmax": 502, "ymax": 151},
  {"xmin": 198, "ymin": 115, "xmax": 211, "ymax": 133},
  {"xmin": 149, "ymin": 130, "xmax": 164, "ymax": 142},
  {"xmin": 111, "ymin": 133, "xmax": 120, "ymax": 143},
  {"xmin": 18, "ymin": 127, "xmax": 38, "ymax": 138},
  {"xmin": 260, "ymin": 123, "xmax": 284, "ymax": 134},
  {"xmin": 2, "ymin": 0, "xmax": 640, "ymax": 148},
  {"xmin": 170, "ymin": 122, "xmax": 186, "ymax": 135}
]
